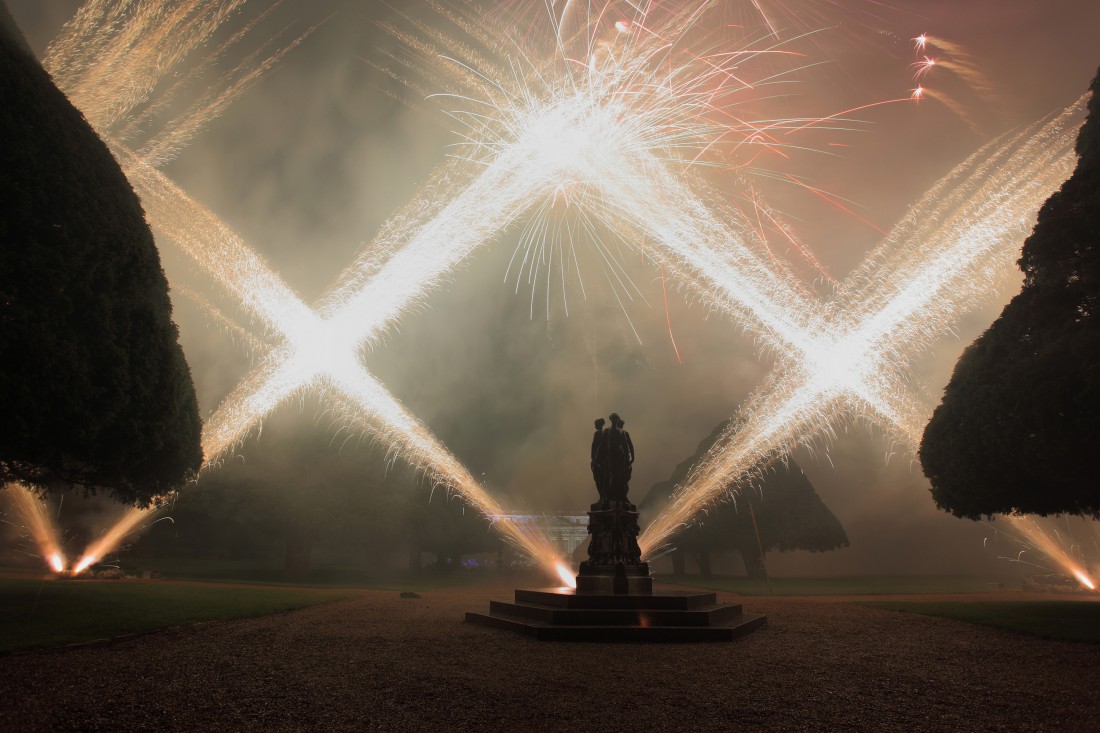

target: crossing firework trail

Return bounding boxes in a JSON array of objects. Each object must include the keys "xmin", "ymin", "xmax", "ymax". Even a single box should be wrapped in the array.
[
  {"xmin": 46, "ymin": 0, "xmax": 843, "ymax": 577},
  {"xmin": 34, "ymin": 1, "xmax": 1091, "ymax": 584},
  {"xmin": 639, "ymin": 101, "xmax": 1087, "ymax": 576}
]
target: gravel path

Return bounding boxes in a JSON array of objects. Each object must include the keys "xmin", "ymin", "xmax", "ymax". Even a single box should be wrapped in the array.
[{"xmin": 0, "ymin": 580, "xmax": 1096, "ymax": 732}]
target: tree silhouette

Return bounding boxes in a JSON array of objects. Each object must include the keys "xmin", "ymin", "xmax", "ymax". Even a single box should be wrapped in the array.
[
  {"xmin": 149, "ymin": 399, "xmax": 497, "ymax": 581},
  {"xmin": 640, "ymin": 419, "xmax": 848, "ymax": 578},
  {"xmin": 0, "ymin": 12, "xmax": 201, "ymax": 504},
  {"xmin": 921, "ymin": 69, "xmax": 1100, "ymax": 519}
]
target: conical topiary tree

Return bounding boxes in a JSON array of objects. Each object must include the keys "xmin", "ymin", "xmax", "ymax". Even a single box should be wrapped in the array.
[
  {"xmin": 0, "ymin": 10, "xmax": 202, "ymax": 505},
  {"xmin": 921, "ymin": 69, "xmax": 1100, "ymax": 520},
  {"xmin": 640, "ymin": 419, "xmax": 848, "ymax": 578}
]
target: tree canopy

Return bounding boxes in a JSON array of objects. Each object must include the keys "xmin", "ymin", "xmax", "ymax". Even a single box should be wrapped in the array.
[
  {"xmin": 640, "ymin": 419, "xmax": 848, "ymax": 578},
  {"xmin": 920, "ymin": 70, "xmax": 1100, "ymax": 520},
  {"xmin": 141, "ymin": 399, "xmax": 499, "ymax": 580},
  {"xmin": 0, "ymin": 14, "xmax": 202, "ymax": 504}
]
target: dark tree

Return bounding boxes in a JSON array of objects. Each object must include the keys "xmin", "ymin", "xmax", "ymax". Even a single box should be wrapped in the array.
[
  {"xmin": 148, "ymin": 399, "xmax": 497, "ymax": 581},
  {"xmin": 921, "ymin": 70, "xmax": 1100, "ymax": 520},
  {"xmin": 174, "ymin": 420, "xmax": 399, "ymax": 581},
  {"xmin": 403, "ymin": 488, "xmax": 500, "ymax": 573},
  {"xmin": 640, "ymin": 419, "xmax": 848, "ymax": 579},
  {"xmin": 0, "ymin": 12, "xmax": 202, "ymax": 504}
]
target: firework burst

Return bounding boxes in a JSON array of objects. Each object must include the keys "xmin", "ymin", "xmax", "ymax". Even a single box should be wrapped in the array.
[{"xmin": 639, "ymin": 99, "xmax": 1090, "ymax": 589}]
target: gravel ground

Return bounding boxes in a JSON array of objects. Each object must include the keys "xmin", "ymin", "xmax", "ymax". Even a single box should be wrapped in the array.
[{"xmin": 0, "ymin": 580, "xmax": 1096, "ymax": 732}]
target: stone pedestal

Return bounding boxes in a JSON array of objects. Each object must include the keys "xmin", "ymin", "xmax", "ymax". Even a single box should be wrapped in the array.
[
  {"xmin": 576, "ymin": 500, "xmax": 652, "ymax": 594},
  {"xmin": 465, "ymin": 587, "xmax": 766, "ymax": 642},
  {"xmin": 465, "ymin": 502, "xmax": 767, "ymax": 642},
  {"xmin": 465, "ymin": 416, "xmax": 766, "ymax": 641}
]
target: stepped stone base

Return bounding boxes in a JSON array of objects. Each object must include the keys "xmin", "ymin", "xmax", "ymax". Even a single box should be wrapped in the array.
[
  {"xmin": 575, "ymin": 562, "xmax": 653, "ymax": 594},
  {"xmin": 466, "ymin": 587, "xmax": 766, "ymax": 642}
]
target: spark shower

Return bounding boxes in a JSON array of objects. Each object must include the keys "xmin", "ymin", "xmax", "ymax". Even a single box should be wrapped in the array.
[{"xmin": 7, "ymin": 0, "xmax": 1093, "ymax": 588}]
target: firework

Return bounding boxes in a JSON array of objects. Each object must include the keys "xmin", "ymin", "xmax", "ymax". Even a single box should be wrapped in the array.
[
  {"xmin": 42, "ymin": 0, "xmax": 314, "ymax": 169},
  {"xmin": 991, "ymin": 515, "xmax": 1098, "ymax": 591},
  {"xmin": 80, "ymin": 0, "xmax": 855, "ymax": 577},
  {"xmin": 71, "ymin": 505, "xmax": 179, "ymax": 575},
  {"xmin": 906, "ymin": 33, "xmax": 997, "ymax": 133},
  {"xmin": 639, "ymin": 99, "xmax": 1090, "ymax": 588},
  {"xmin": 35, "ymin": 1, "xmax": 1091, "ymax": 589},
  {"xmin": 116, "ymin": 149, "xmax": 567, "ymax": 570},
  {"xmin": 35, "ymin": 0, "xmax": 569, "ymax": 577},
  {"xmin": 4, "ymin": 484, "xmax": 66, "ymax": 573}
]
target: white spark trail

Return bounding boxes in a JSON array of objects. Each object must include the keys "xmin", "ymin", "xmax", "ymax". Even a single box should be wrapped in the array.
[
  {"xmin": 640, "ymin": 100, "xmax": 1083, "ymax": 556},
  {"xmin": 114, "ymin": 143, "xmax": 566, "ymax": 566},
  {"xmin": 40, "ymin": 1, "xmax": 1091, "ymax": 588}
]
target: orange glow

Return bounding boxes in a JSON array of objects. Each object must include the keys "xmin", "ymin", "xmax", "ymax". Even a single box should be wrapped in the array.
[
  {"xmin": 74, "ymin": 505, "xmax": 154, "ymax": 575},
  {"xmin": 1073, "ymin": 570, "xmax": 1096, "ymax": 591},
  {"xmin": 1005, "ymin": 515, "xmax": 1097, "ymax": 591},
  {"xmin": 555, "ymin": 561, "xmax": 577, "ymax": 589},
  {"xmin": 4, "ymin": 484, "xmax": 66, "ymax": 573}
]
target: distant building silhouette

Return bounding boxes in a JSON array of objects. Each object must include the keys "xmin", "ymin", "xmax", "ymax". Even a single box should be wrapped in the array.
[{"xmin": 489, "ymin": 511, "xmax": 589, "ymax": 561}]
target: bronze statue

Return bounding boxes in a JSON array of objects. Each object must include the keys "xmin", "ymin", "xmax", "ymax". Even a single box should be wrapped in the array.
[
  {"xmin": 590, "ymin": 418, "xmax": 607, "ymax": 504},
  {"xmin": 579, "ymin": 411, "xmax": 650, "ymax": 592},
  {"xmin": 604, "ymin": 412, "xmax": 634, "ymax": 502}
]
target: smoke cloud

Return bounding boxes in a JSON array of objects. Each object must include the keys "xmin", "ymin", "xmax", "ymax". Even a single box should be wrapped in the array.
[{"xmin": 7, "ymin": 0, "xmax": 1099, "ymax": 575}]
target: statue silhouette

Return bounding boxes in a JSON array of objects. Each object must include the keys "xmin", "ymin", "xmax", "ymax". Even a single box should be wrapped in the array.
[
  {"xmin": 604, "ymin": 413, "xmax": 634, "ymax": 502},
  {"xmin": 579, "ymin": 410, "xmax": 650, "ymax": 591},
  {"xmin": 590, "ymin": 418, "xmax": 607, "ymax": 504}
]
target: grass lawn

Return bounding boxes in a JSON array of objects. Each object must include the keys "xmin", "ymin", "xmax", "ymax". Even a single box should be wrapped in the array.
[
  {"xmin": 657, "ymin": 574, "xmax": 1012, "ymax": 596},
  {"xmin": 0, "ymin": 576, "xmax": 350, "ymax": 655},
  {"xmin": 110, "ymin": 557, "xmax": 525, "ymax": 591},
  {"xmin": 867, "ymin": 601, "xmax": 1100, "ymax": 643}
]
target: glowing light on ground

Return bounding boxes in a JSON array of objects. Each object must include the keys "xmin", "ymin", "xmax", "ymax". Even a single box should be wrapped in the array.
[
  {"xmin": 999, "ymin": 515, "xmax": 1097, "ymax": 591},
  {"xmin": 3, "ymin": 484, "xmax": 66, "ymax": 573},
  {"xmin": 556, "ymin": 562, "xmax": 578, "ymax": 589},
  {"xmin": 71, "ymin": 505, "xmax": 155, "ymax": 576}
]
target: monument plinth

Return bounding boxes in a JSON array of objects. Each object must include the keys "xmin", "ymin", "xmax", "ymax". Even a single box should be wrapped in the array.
[
  {"xmin": 576, "ymin": 499, "xmax": 652, "ymax": 594},
  {"xmin": 465, "ymin": 412, "xmax": 766, "ymax": 641}
]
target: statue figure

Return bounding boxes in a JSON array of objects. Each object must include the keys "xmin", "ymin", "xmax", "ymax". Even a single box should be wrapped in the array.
[
  {"xmin": 580, "ymin": 410, "xmax": 650, "ymax": 590},
  {"xmin": 590, "ymin": 418, "xmax": 607, "ymax": 504},
  {"xmin": 604, "ymin": 412, "xmax": 634, "ymax": 502}
]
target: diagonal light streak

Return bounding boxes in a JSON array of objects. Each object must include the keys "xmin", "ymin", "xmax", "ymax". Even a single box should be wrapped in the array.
[
  {"xmin": 640, "ymin": 99, "xmax": 1086, "ymax": 563},
  {"xmin": 114, "ymin": 148, "xmax": 566, "ymax": 570},
  {"xmin": 39, "ymin": 1, "xmax": 1087, "ymax": 586},
  {"xmin": 41, "ymin": 0, "xmax": 582, "ymax": 579}
]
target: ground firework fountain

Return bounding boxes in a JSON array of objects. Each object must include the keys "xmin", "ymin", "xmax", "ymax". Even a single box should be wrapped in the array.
[{"xmin": 3, "ymin": 484, "xmax": 65, "ymax": 573}]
